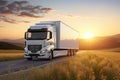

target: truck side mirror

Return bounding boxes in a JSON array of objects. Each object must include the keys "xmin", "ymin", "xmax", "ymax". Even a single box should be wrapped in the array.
[
  {"xmin": 24, "ymin": 32, "xmax": 27, "ymax": 39},
  {"xmin": 47, "ymin": 31, "xmax": 52, "ymax": 40},
  {"xmin": 50, "ymin": 32, "xmax": 52, "ymax": 39}
]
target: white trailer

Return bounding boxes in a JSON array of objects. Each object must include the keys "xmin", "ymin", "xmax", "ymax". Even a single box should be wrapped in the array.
[{"xmin": 24, "ymin": 21, "xmax": 79, "ymax": 60}]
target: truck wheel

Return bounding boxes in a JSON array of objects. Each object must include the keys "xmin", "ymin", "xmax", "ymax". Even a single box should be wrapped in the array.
[
  {"xmin": 73, "ymin": 50, "xmax": 76, "ymax": 56},
  {"xmin": 67, "ymin": 50, "xmax": 69, "ymax": 56},
  {"xmin": 48, "ymin": 50, "xmax": 53, "ymax": 60},
  {"xmin": 67, "ymin": 50, "xmax": 71, "ymax": 56},
  {"xmin": 70, "ymin": 50, "xmax": 73, "ymax": 56},
  {"xmin": 27, "ymin": 58, "xmax": 32, "ymax": 60}
]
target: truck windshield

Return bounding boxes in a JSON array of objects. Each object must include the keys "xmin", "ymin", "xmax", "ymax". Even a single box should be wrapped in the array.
[{"xmin": 27, "ymin": 32, "xmax": 47, "ymax": 40}]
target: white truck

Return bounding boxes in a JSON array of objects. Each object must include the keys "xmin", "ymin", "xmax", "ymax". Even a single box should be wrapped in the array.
[{"xmin": 24, "ymin": 21, "xmax": 79, "ymax": 60}]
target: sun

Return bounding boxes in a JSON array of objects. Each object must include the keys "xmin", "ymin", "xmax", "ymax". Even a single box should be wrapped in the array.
[{"xmin": 82, "ymin": 32, "xmax": 94, "ymax": 39}]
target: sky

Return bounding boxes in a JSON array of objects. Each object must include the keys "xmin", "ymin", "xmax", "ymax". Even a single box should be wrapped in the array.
[{"xmin": 0, "ymin": 0, "xmax": 120, "ymax": 39}]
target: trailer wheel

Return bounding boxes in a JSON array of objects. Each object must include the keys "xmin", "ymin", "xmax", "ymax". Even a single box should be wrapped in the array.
[
  {"xmin": 73, "ymin": 50, "xmax": 76, "ymax": 56},
  {"xmin": 68, "ymin": 50, "xmax": 72, "ymax": 56},
  {"xmin": 67, "ymin": 50, "xmax": 71, "ymax": 56},
  {"xmin": 67, "ymin": 50, "xmax": 69, "ymax": 56},
  {"xmin": 48, "ymin": 50, "xmax": 53, "ymax": 60}
]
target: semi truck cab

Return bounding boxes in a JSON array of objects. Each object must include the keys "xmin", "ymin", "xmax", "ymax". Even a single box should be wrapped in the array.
[{"xmin": 24, "ymin": 25, "xmax": 55, "ymax": 60}]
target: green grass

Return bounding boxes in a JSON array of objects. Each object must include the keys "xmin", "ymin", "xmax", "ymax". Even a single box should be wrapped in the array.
[
  {"xmin": 0, "ymin": 50, "xmax": 120, "ymax": 80},
  {"xmin": 0, "ymin": 50, "xmax": 24, "ymax": 62}
]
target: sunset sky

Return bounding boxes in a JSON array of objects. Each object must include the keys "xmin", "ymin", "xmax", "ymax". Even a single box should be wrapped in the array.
[{"xmin": 0, "ymin": 0, "xmax": 120, "ymax": 39}]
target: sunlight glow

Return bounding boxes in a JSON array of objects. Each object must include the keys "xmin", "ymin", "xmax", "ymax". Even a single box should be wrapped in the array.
[{"xmin": 82, "ymin": 32, "xmax": 94, "ymax": 39}]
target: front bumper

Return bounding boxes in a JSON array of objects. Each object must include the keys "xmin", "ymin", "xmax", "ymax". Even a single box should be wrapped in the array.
[{"xmin": 24, "ymin": 52, "xmax": 49, "ymax": 59}]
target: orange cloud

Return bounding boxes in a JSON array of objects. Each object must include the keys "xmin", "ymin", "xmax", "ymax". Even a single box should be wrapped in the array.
[{"xmin": 0, "ymin": 15, "xmax": 30, "ymax": 23}]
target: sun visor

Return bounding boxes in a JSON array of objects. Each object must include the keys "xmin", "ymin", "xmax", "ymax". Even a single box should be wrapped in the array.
[{"xmin": 28, "ymin": 28, "xmax": 48, "ymax": 32}]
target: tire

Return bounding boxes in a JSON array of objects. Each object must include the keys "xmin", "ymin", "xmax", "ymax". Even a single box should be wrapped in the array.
[
  {"xmin": 73, "ymin": 50, "xmax": 76, "ymax": 56},
  {"xmin": 27, "ymin": 58, "xmax": 32, "ymax": 60},
  {"xmin": 70, "ymin": 50, "xmax": 73, "ymax": 56},
  {"xmin": 67, "ymin": 50, "xmax": 71, "ymax": 56},
  {"xmin": 67, "ymin": 50, "xmax": 70, "ymax": 56},
  {"xmin": 68, "ymin": 50, "xmax": 76, "ymax": 56},
  {"xmin": 48, "ymin": 50, "xmax": 53, "ymax": 60}
]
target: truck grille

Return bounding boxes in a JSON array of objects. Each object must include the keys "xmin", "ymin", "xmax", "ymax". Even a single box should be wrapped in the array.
[{"xmin": 28, "ymin": 45, "xmax": 42, "ymax": 53}]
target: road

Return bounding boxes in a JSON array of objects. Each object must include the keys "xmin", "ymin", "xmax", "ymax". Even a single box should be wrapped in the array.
[{"xmin": 0, "ymin": 56, "xmax": 69, "ymax": 75}]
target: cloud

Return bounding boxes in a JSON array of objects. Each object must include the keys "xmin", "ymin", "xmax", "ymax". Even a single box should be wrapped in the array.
[
  {"xmin": 67, "ymin": 14, "xmax": 103, "ymax": 20},
  {"xmin": 0, "ymin": 16, "xmax": 16, "ymax": 23},
  {"xmin": 0, "ymin": 0, "xmax": 53, "ymax": 17},
  {"xmin": 0, "ymin": 0, "xmax": 7, "ymax": 6},
  {"xmin": 0, "ymin": 26, "xmax": 5, "ymax": 28},
  {"xmin": 0, "ymin": 0, "xmax": 53, "ymax": 23},
  {"xmin": 0, "ymin": 16, "xmax": 30, "ymax": 23},
  {"xmin": 41, "ymin": 8, "xmax": 53, "ymax": 13}
]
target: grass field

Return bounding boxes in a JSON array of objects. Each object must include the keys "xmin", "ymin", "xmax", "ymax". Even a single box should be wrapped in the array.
[
  {"xmin": 0, "ymin": 50, "xmax": 120, "ymax": 80},
  {"xmin": 0, "ymin": 50, "xmax": 23, "ymax": 62},
  {"xmin": 0, "ymin": 50, "xmax": 24, "ymax": 53}
]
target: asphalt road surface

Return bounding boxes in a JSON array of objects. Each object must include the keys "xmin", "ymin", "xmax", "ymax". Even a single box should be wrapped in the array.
[{"xmin": 0, "ymin": 56, "xmax": 69, "ymax": 75}]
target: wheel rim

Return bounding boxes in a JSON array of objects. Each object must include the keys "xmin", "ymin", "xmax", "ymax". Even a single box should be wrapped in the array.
[{"xmin": 49, "ymin": 51, "xmax": 52, "ymax": 59}]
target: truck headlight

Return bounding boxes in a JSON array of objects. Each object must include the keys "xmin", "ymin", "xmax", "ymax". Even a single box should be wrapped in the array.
[
  {"xmin": 24, "ymin": 48, "xmax": 31, "ymax": 54},
  {"xmin": 24, "ymin": 49, "xmax": 28, "ymax": 53},
  {"xmin": 41, "ymin": 49, "xmax": 47, "ymax": 53},
  {"xmin": 24, "ymin": 48, "xmax": 28, "ymax": 53},
  {"xmin": 25, "ymin": 50, "xmax": 28, "ymax": 53}
]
